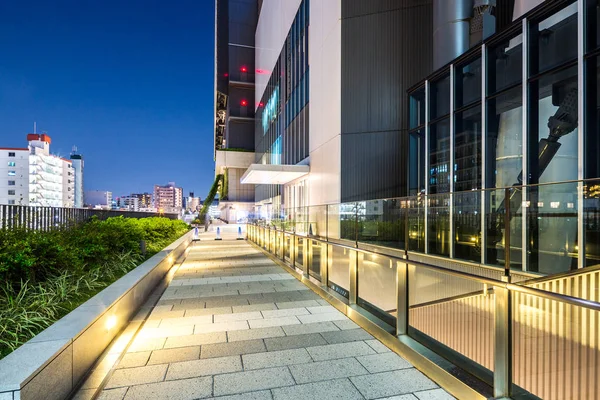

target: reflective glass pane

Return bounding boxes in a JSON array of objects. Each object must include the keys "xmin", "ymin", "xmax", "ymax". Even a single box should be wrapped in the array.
[
  {"xmin": 456, "ymin": 57, "xmax": 482, "ymax": 108},
  {"xmin": 407, "ymin": 195, "xmax": 425, "ymax": 252},
  {"xmin": 429, "ymin": 118, "xmax": 450, "ymax": 194},
  {"xmin": 485, "ymin": 187, "xmax": 522, "ymax": 269},
  {"xmin": 310, "ymin": 240, "xmax": 323, "ymax": 279},
  {"xmin": 409, "ymin": 129, "xmax": 426, "ymax": 196},
  {"xmin": 357, "ymin": 199, "xmax": 405, "ymax": 250},
  {"xmin": 530, "ymin": 3, "xmax": 577, "ymax": 75},
  {"xmin": 339, "ymin": 202, "xmax": 357, "ymax": 241},
  {"xmin": 455, "ymin": 106, "xmax": 482, "ymax": 191},
  {"xmin": 328, "ymin": 245, "xmax": 350, "ymax": 298},
  {"xmin": 488, "ymin": 33, "xmax": 523, "ymax": 94},
  {"xmin": 308, "ymin": 205, "xmax": 327, "ymax": 238},
  {"xmin": 454, "ymin": 191, "xmax": 481, "ymax": 263},
  {"xmin": 584, "ymin": 181, "xmax": 600, "ymax": 267},
  {"xmin": 357, "ymin": 253, "xmax": 397, "ymax": 326},
  {"xmin": 410, "ymin": 86, "xmax": 426, "ymax": 129},
  {"xmin": 430, "ymin": 74, "xmax": 451, "ymax": 119},
  {"xmin": 427, "ymin": 193, "xmax": 450, "ymax": 257}
]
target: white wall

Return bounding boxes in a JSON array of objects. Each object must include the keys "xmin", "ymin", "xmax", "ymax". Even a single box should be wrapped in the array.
[
  {"xmin": 0, "ymin": 149, "xmax": 29, "ymax": 205},
  {"xmin": 255, "ymin": 0, "xmax": 303, "ymax": 107},
  {"xmin": 307, "ymin": 0, "xmax": 341, "ymax": 206}
]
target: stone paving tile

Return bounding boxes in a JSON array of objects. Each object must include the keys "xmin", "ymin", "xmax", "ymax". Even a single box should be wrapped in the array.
[
  {"xmin": 207, "ymin": 390, "xmax": 273, "ymax": 400},
  {"xmin": 123, "ymin": 376, "xmax": 212, "ymax": 400},
  {"xmin": 356, "ymin": 352, "xmax": 412, "ymax": 373},
  {"xmin": 163, "ymin": 332, "xmax": 227, "ymax": 349},
  {"xmin": 165, "ymin": 355, "xmax": 242, "ymax": 380},
  {"xmin": 201, "ymin": 339, "xmax": 266, "ymax": 359},
  {"xmin": 214, "ymin": 311, "xmax": 263, "ymax": 322},
  {"xmin": 306, "ymin": 341, "xmax": 376, "ymax": 361},
  {"xmin": 306, "ymin": 305, "xmax": 339, "ymax": 314},
  {"xmin": 231, "ymin": 303, "xmax": 278, "ymax": 313},
  {"xmin": 289, "ymin": 357, "xmax": 368, "ymax": 384},
  {"xmin": 194, "ymin": 320, "xmax": 250, "ymax": 334},
  {"xmin": 414, "ymin": 389, "xmax": 456, "ymax": 400},
  {"xmin": 376, "ymin": 395, "xmax": 418, "ymax": 400},
  {"xmin": 213, "ymin": 366, "xmax": 295, "ymax": 396},
  {"xmin": 281, "ymin": 321, "xmax": 339, "ymax": 336},
  {"xmin": 184, "ymin": 306, "xmax": 233, "ymax": 317},
  {"xmin": 98, "ymin": 388, "xmax": 129, "ymax": 400},
  {"xmin": 297, "ymin": 311, "xmax": 347, "ymax": 324},
  {"xmin": 248, "ymin": 315, "xmax": 300, "ymax": 329},
  {"xmin": 117, "ymin": 351, "xmax": 150, "ymax": 369},
  {"xmin": 365, "ymin": 339, "xmax": 392, "ymax": 353},
  {"xmin": 127, "ymin": 337, "xmax": 166, "ymax": 353},
  {"xmin": 105, "ymin": 364, "xmax": 168, "ymax": 388},
  {"xmin": 349, "ymin": 369, "xmax": 438, "ymax": 399},
  {"xmin": 271, "ymin": 378, "xmax": 364, "ymax": 400},
  {"xmin": 264, "ymin": 333, "xmax": 327, "ymax": 352},
  {"xmin": 320, "ymin": 328, "xmax": 374, "ymax": 344},
  {"xmin": 227, "ymin": 326, "xmax": 285, "ymax": 342},
  {"xmin": 260, "ymin": 307, "xmax": 310, "ymax": 319},
  {"xmin": 275, "ymin": 300, "xmax": 321, "ymax": 309},
  {"xmin": 332, "ymin": 319, "xmax": 360, "ymax": 330},
  {"xmin": 242, "ymin": 348, "xmax": 312, "ymax": 370},
  {"xmin": 148, "ymin": 346, "xmax": 200, "ymax": 365},
  {"xmin": 139, "ymin": 325, "xmax": 194, "ymax": 339},
  {"xmin": 158, "ymin": 315, "xmax": 214, "ymax": 327}
]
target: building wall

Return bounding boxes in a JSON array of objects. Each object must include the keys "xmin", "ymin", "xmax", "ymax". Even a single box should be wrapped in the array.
[
  {"xmin": 340, "ymin": 0, "xmax": 433, "ymax": 202},
  {"xmin": 84, "ymin": 190, "xmax": 112, "ymax": 208},
  {"xmin": 0, "ymin": 149, "xmax": 29, "ymax": 205},
  {"xmin": 307, "ymin": 0, "xmax": 342, "ymax": 206},
  {"xmin": 71, "ymin": 156, "xmax": 84, "ymax": 208},
  {"xmin": 62, "ymin": 160, "xmax": 74, "ymax": 208},
  {"xmin": 255, "ymin": 0, "xmax": 303, "ymax": 107}
]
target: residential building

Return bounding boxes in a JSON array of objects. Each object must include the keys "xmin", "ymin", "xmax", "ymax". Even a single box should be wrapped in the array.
[
  {"xmin": 0, "ymin": 147, "xmax": 29, "ymax": 205},
  {"xmin": 84, "ymin": 190, "xmax": 112, "ymax": 209},
  {"xmin": 70, "ymin": 148, "xmax": 84, "ymax": 208},
  {"xmin": 61, "ymin": 158, "xmax": 74, "ymax": 208},
  {"xmin": 131, "ymin": 192, "xmax": 153, "ymax": 208},
  {"xmin": 185, "ymin": 192, "xmax": 201, "ymax": 212},
  {"xmin": 117, "ymin": 196, "xmax": 139, "ymax": 211},
  {"xmin": 213, "ymin": 0, "xmax": 257, "ymax": 222},
  {"xmin": 153, "ymin": 182, "xmax": 183, "ymax": 213}
]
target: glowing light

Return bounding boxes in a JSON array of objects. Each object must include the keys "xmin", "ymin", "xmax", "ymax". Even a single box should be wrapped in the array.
[
  {"xmin": 241, "ymin": 99, "xmax": 248, "ymax": 107},
  {"xmin": 240, "ymin": 66, "xmax": 248, "ymax": 72},
  {"xmin": 106, "ymin": 315, "xmax": 117, "ymax": 331},
  {"xmin": 470, "ymin": 236, "xmax": 478, "ymax": 242}
]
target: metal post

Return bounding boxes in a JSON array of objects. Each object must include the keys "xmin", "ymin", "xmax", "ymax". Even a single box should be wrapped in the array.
[
  {"xmin": 424, "ymin": 80, "xmax": 430, "ymax": 254},
  {"xmin": 449, "ymin": 64, "xmax": 455, "ymax": 259},
  {"xmin": 494, "ymin": 281, "xmax": 512, "ymax": 398},
  {"xmin": 504, "ymin": 187, "xmax": 511, "ymax": 277},
  {"xmin": 481, "ymin": 43, "xmax": 488, "ymax": 265},
  {"xmin": 522, "ymin": 18, "xmax": 529, "ymax": 271},
  {"xmin": 349, "ymin": 250, "xmax": 358, "ymax": 305},
  {"xmin": 577, "ymin": 0, "xmax": 586, "ymax": 269},
  {"xmin": 396, "ymin": 261, "xmax": 408, "ymax": 336},
  {"xmin": 404, "ymin": 201, "xmax": 409, "ymax": 256}
]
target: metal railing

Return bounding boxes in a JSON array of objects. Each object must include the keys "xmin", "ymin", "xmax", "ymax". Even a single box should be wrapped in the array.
[
  {"xmin": 0, "ymin": 204, "xmax": 179, "ymax": 230},
  {"xmin": 248, "ymin": 218, "xmax": 600, "ymax": 399}
]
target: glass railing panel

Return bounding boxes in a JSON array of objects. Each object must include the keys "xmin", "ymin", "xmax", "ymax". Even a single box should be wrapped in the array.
[
  {"xmin": 284, "ymin": 233, "xmax": 291, "ymax": 261},
  {"xmin": 407, "ymin": 195, "xmax": 425, "ymax": 252},
  {"xmin": 327, "ymin": 204, "xmax": 342, "ymax": 240},
  {"xmin": 523, "ymin": 182, "xmax": 579, "ymax": 274},
  {"xmin": 454, "ymin": 190, "xmax": 481, "ymax": 263},
  {"xmin": 584, "ymin": 180, "xmax": 600, "ymax": 267},
  {"xmin": 512, "ymin": 291, "xmax": 600, "ymax": 400},
  {"xmin": 294, "ymin": 206, "xmax": 309, "ymax": 235},
  {"xmin": 408, "ymin": 265, "xmax": 494, "ymax": 372},
  {"xmin": 357, "ymin": 252, "xmax": 397, "ymax": 327},
  {"xmin": 296, "ymin": 236, "xmax": 305, "ymax": 268},
  {"xmin": 484, "ymin": 188, "xmax": 512, "ymax": 269},
  {"xmin": 308, "ymin": 205, "xmax": 327, "ymax": 239},
  {"xmin": 328, "ymin": 244, "xmax": 350, "ymax": 298},
  {"xmin": 309, "ymin": 239, "xmax": 323, "ymax": 280},
  {"xmin": 427, "ymin": 193, "xmax": 450, "ymax": 256},
  {"xmin": 339, "ymin": 202, "xmax": 357, "ymax": 242},
  {"xmin": 357, "ymin": 198, "xmax": 406, "ymax": 250}
]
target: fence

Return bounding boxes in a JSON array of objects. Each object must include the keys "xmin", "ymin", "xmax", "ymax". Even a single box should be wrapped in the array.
[{"xmin": 0, "ymin": 204, "xmax": 179, "ymax": 230}]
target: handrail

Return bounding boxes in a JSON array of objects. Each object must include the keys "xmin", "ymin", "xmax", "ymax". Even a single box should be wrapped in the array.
[{"xmin": 257, "ymin": 224, "xmax": 600, "ymax": 313}]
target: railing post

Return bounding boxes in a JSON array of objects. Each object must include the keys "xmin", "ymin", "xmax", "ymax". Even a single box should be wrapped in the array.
[
  {"xmin": 494, "ymin": 279, "xmax": 512, "ymax": 398},
  {"xmin": 349, "ymin": 250, "xmax": 358, "ymax": 305},
  {"xmin": 504, "ymin": 187, "xmax": 511, "ymax": 277},
  {"xmin": 396, "ymin": 261, "xmax": 408, "ymax": 336}
]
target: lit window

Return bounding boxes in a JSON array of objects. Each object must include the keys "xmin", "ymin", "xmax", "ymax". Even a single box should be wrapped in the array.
[
  {"xmin": 8, "ymin": 171, "xmax": 16, "ymax": 176},
  {"xmin": 8, "ymin": 190, "xmax": 15, "ymax": 195},
  {"xmin": 7, "ymin": 162, "xmax": 15, "ymax": 167},
  {"xmin": 8, "ymin": 180, "xmax": 15, "ymax": 186}
]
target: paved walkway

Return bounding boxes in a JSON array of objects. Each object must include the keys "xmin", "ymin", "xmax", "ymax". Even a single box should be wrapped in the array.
[{"xmin": 80, "ymin": 225, "xmax": 453, "ymax": 400}]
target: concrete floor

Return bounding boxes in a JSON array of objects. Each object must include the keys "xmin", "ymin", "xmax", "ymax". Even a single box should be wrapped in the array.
[{"xmin": 74, "ymin": 225, "xmax": 454, "ymax": 400}]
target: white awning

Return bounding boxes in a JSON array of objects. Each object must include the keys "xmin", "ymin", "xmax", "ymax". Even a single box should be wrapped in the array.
[{"xmin": 240, "ymin": 164, "xmax": 309, "ymax": 185}]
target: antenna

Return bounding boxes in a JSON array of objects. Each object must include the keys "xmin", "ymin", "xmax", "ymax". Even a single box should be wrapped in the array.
[{"xmin": 72, "ymin": 145, "xmax": 78, "ymax": 154}]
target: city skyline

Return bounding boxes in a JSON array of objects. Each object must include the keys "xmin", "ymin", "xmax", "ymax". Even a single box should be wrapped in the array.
[{"xmin": 0, "ymin": 1, "xmax": 217, "ymax": 198}]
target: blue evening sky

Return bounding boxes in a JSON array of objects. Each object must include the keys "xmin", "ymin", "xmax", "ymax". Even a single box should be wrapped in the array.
[{"xmin": 0, "ymin": 0, "xmax": 216, "ymax": 198}]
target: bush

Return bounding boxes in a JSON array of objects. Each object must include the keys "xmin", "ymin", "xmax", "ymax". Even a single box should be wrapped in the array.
[{"xmin": 0, "ymin": 217, "xmax": 189, "ymax": 359}]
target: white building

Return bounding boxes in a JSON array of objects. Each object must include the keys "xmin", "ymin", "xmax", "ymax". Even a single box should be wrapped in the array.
[
  {"xmin": 61, "ymin": 158, "xmax": 75, "ymax": 208},
  {"xmin": 70, "ymin": 151, "xmax": 84, "ymax": 208},
  {"xmin": 0, "ymin": 147, "xmax": 29, "ymax": 205},
  {"xmin": 118, "ymin": 196, "xmax": 139, "ymax": 211}
]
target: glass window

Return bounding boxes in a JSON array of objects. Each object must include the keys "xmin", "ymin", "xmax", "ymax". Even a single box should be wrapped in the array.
[
  {"xmin": 456, "ymin": 57, "xmax": 482, "ymax": 108},
  {"xmin": 8, "ymin": 152, "xmax": 15, "ymax": 157},
  {"xmin": 7, "ymin": 162, "xmax": 15, "ymax": 167},
  {"xmin": 488, "ymin": 33, "xmax": 523, "ymax": 94},
  {"xmin": 8, "ymin": 200, "xmax": 15, "ymax": 205},
  {"xmin": 530, "ymin": 3, "xmax": 577, "ymax": 75},
  {"xmin": 8, "ymin": 190, "xmax": 15, "ymax": 195},
  {"xmin": 8, "ymin": 171, "xmax": 15, "ymax": 176},
  {"xmin": 455, "ymin": 106, "xmax": 482, "ymax": 191},
  {"xmin": 409, "ymin": 129, "xmax": 425, "ymax": 195},
  {"xmin": 430, "ymin": 75, "xmax": 450, "ymax": 119},
  {"xmin": 410, "ymin": 87, "xmax": 426, "ymax": 129},
  {"xmin": 8, "ymin": 180, "xmax": 15, "ymax": 186},
  {"xmin": 429, "ymin": 118, "xmax": 450, "ymax": 194},
  {"xmin": 586, "ymin": 55, "xmax": 600, "ymax": 179}
]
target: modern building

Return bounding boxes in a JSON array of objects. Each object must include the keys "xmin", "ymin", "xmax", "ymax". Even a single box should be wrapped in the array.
[
  {"xmin": 185, "ymin": 192, "xmax": 201, "ymax": 212},
  {"xmin": 117, "ymin": 196, "xmax": 139, "ymax": 211},
  {"xmin": 131, "ymin": 192, "xmax": 153, "ymax": 208},
  {"xmin": 84, "ymin": 190, "xmax": 112, "ymax": 209},
  {"xmin": 70, "ymin": 148, "xmax": 84, "ymax": 208},
  {"xmin": 213, "ymin": 0, "xmax": 258, "ymax": 222},
  {"xmin": 1, "ymin": 133, "xmax": 82, "ymax": 207},
  {"xmin": 153, "ymin": 182, "xmax": 183, "ymax": 213}
]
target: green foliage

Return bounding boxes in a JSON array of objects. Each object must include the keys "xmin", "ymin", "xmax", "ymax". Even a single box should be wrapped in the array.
[
  {"xmin": 0, "ymin": 217, "xmax": 188, "ymax": 359},
  {"xmin": 200, "ymin": 174, "xmax": 223, "ymax": 217}
]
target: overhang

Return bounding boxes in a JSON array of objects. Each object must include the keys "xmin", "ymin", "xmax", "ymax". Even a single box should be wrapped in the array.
[{"xmin": 240, "ymin": 163, "xmax": 309, "ymax": 185}]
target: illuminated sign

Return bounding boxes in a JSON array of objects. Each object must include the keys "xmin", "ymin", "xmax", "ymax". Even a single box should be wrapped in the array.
[{"xmin": 262, "ymin": 87, "xmax": 279, "ymax": 134}]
